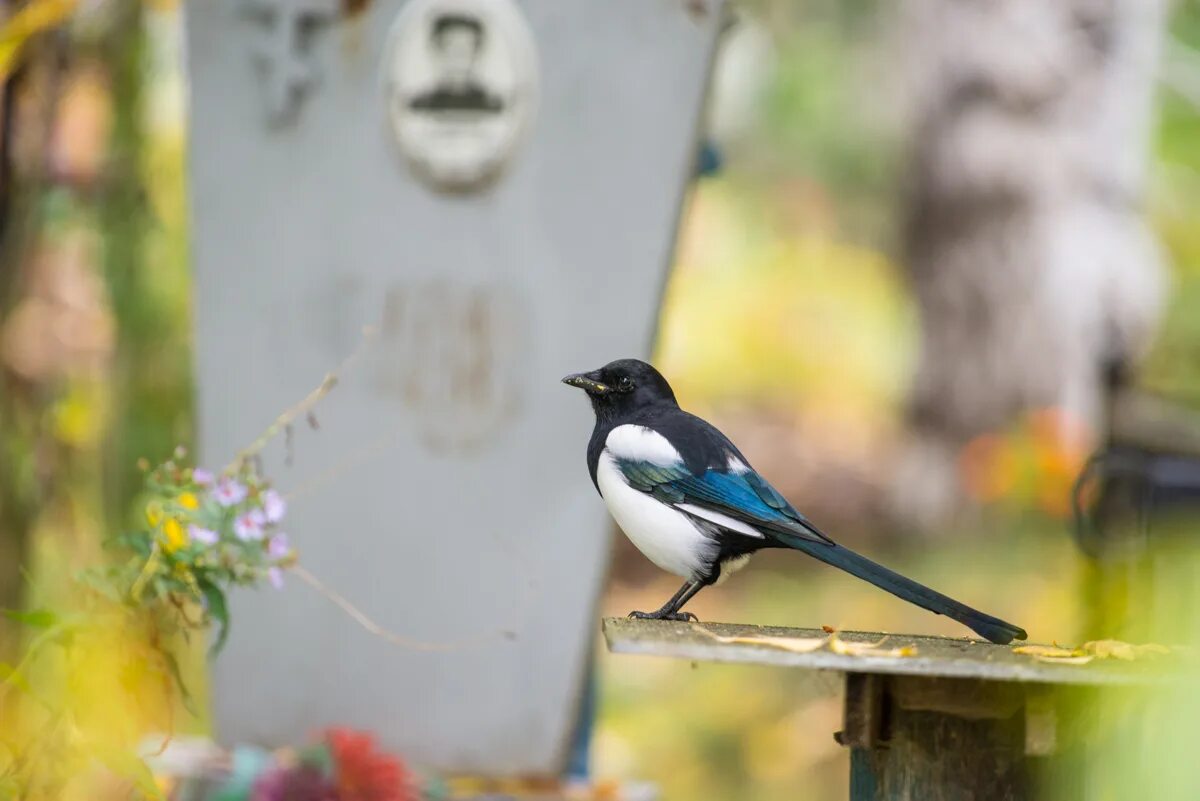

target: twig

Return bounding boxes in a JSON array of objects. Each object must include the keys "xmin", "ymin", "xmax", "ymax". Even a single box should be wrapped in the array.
[
  {"xmin": 129, "ymin": 543, "xmax": 161, "ymax": 603},
  {"xmin": 225, "ymin": 374, "xmax": 338, "ymax": 474},
  {"xmin": 224, "ymin": 325, "xmax": 377, "ymax": 474},
  {"xmin": 167, "ymin": 593, "xmax": 201, "ymax": 628}
]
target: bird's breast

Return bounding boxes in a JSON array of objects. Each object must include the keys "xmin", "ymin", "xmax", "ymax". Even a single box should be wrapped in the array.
[{"xmin": 595, "ymin": 451, "xmax": 715, "ymax": 580}]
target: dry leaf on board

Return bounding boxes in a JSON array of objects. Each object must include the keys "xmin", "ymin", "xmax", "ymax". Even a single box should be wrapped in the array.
[
  {"xmin": 828, "ymin": 633, "xmax": 919, "ymax": 658},
  {"xmin": 688, "ymin": 625, "xmax": 919, "ymax": 657},
  {"xmin": 1013, "ymin": 645, "xmax": 1094, "ymax": 664},
  {"xmin": 1082, "ymin": 640, "xmax": 1170, "ymax": 661},
  {"xmin": 689, "ymin": 624, "xmax": 827, "ymax": 653},
  {"xmin": 1014, "ymin": 640, "xmax": 1172, "ymax": 665}
]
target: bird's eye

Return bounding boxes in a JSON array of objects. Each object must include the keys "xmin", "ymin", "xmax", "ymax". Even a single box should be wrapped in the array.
[{"xmin": 617, "ymin": 377, "xmax": 634, "ymax": 392}]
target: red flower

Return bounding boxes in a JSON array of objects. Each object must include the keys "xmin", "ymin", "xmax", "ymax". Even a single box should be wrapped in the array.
[{"xmin": 325, "ymin": 728, "xmax": 416, "ymax": 801}]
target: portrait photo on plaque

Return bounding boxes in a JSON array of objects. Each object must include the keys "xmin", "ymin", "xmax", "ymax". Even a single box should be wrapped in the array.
[{"xmin": 385, "ymin": 0, "xmax": 538, "ymax": 192}]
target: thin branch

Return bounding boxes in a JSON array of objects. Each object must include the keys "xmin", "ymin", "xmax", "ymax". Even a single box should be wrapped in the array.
[
  {"xmin": 225, "ymin": 374, "xmax": 338, "ymax": 474},
  {"xmin": 224, "ymin": 325, "xmax": 377, "ymax": 474}
]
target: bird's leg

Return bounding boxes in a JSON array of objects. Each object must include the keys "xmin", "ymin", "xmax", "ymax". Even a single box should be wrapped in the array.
[{"xmin": 628, "ymin": 580, "xmax": 704, "ymax": 622}]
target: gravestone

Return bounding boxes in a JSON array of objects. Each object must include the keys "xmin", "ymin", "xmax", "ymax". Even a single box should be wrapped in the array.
[{"xmin": 185, "ymin": 0, "xmax": 728, "ymax": 775}]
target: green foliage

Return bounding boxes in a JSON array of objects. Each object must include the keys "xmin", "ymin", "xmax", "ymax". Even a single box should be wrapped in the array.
[
  {"xmin": 197, "ymin": 576, "xmax": 230, "ymax": 657},
  {"xmin": 81, "ymin": 454, "xmax": 294, "ymax": 655},
  {"xmin": 0, "ymin": 453, "xmax": 295, "ymax": 799},
  {"xmin": 2, "ymin": 609, "xmax": 58, "ymax": 629}
]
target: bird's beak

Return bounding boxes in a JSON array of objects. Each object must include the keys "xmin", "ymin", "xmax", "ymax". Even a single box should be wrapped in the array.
[{"xmin": 562, "ymin": 372, "xmax": 609, "ymax": 394}]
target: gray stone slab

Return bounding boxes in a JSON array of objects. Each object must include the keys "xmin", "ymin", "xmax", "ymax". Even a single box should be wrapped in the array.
[{"xmin": 186, "ymin": 0, "xmax": 726, "ymax": 775}]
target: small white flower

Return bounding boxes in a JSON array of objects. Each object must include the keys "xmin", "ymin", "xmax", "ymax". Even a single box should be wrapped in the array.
[
  {"xmin": 267, "ymin": 532, "xmax": 291, "ymax": 560},
  {"xmin": 233, "ymin": 509, "xmax": 265, "ymax": 541},
  {"xmin": 212, "ymin": 478, "xmax": 247, "ymax": 507},
  {"xmin": 189, "ymin": 525, "xmax": 219, "ymax": 546},
  {"xmin": 262, "ymin": 489, "xmax": 286, "ymax": 524}
]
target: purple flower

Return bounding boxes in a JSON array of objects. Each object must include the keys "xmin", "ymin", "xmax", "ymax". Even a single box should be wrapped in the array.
[
  {"xmin": 212, "ymin": 478, "xmax": 247, "ymax": 507},
  {"xmin": 261, "ymin": 489, "xmax": 286, "ymax": 523},
  {"xmin": 189, "ymin": 525, "xmax": 219, "ymax": 546},
  {"xmin": 267, "ymin": 567, "xmax": 284, "ymax": 590},
  {"xmin": 267, "ymin": 532, "xmax": 291, "ymax": 560},
  {"xmin": 250, "ymin": 763, "xmax": 335, "ymax": 801},
  {"xmin": 234, "ymin": 509, "xmax": 265, "ymax": 541},
  {"xmin": 192, "ymin": 467, "xmax": 214, "ymax": 486}
]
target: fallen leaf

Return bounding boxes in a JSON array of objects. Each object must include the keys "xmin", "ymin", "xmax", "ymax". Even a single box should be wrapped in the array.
[
  {"xmin": 1012, "ymin": 642, "xmax": 1099, "ymax": 661},
  {"xmin": 828, "ymin": 633, "xmax": 919, "ymax": 658},
  {"xmin": 1043, "ymin": 655, "xmax": 1095, "ymax": 664},
  {"xmin": 1015, "ymin": 640, "xmax": 1171, "ymax": 665},
  {"xmin": 690, "ymin": 624, "xmax": 827, "ymax": 653},
  {"xmin": 1082, "ymin": 640, "xmax": 1171, "ymax": 661},
  {"xmin": 688, "ymin": 626, "xmax": 919, "ymax": 657},
  {"xmin": 1013, "ymin": 644, "xmax": 1084, "ymax": 659},
  {"xmin": 1014, "ymin": 645, "xmax": 1094, "ymax": 664}
]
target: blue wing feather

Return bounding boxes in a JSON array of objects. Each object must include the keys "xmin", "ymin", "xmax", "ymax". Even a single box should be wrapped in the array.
[{"xmin": 614, "ymin": 458, "xmax": 829, "ymax": 543}]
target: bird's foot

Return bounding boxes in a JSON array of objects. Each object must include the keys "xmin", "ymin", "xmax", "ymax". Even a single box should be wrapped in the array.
[{"xmin": 627, "ymin": 609, "xmax": 699, "ymax": 623}]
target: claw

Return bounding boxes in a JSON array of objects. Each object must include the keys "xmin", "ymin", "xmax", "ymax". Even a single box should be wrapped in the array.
[{"xmin": 627, "ymin": 610, "xmax": 699, "ymax": 622}]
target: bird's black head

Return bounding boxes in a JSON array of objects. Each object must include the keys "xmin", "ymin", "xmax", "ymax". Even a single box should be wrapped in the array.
[{"xmin": 562, "ymin": 358, "xmax": 677, "ymax": 421}]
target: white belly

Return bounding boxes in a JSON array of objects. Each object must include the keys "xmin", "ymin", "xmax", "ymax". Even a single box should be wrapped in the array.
[{"xmin": 596, "ymin": 452, "xmax": 716, "ymax": 580}]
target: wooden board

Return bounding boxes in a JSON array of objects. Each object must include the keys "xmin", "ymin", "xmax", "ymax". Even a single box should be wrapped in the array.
[{"xmin": 603, "ymin": 618, "xmax": 1182, "ymax": 686}]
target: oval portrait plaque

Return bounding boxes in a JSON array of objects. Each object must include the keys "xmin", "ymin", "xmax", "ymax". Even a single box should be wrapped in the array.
[{"xmin": 384, "ymin": 0, "xmax": 538, "ymax": 192}]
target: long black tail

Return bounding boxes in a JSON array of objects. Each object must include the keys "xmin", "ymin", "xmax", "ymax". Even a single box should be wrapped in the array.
[{"xmin": 777, "ymin": 534, "xmax": 1027, "ymax": 645}]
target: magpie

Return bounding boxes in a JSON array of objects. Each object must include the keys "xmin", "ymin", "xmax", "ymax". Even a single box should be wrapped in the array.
[{"xmin": 562, "ymin": 358, "xmax": 1028, "ymax": 645}]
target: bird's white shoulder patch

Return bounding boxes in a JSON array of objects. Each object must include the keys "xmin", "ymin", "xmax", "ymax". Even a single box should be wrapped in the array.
[
  {"xmin": 727, "ymin": 455, "xmax": 749, "ymax": 474},
  {"xmin": 676, "ymin": 504, "xmax": 764, "ymax": 539},
  {"xmin": 606, "ymin": 424, "xmax": 683, "ymax": 466}
]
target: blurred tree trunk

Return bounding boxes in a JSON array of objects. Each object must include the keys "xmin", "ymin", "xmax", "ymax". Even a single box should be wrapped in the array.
[
  {"xmin": 894, "ymin": 0, "xmax": 1169, "ymax": 525},
  {"xmin": 99, "ymin": 0, "xmax": 152, "ymax": 535},
  {"xmin": 0, "ymin": 17, "xmax": 67, "ymax": 617},
  {"xmin": 0, "ymin": 0, "xmax": 154, "ymax": 624},
  {"xmin": 0, "ymin": 0, "xmax": 188, "ymax": 629}
]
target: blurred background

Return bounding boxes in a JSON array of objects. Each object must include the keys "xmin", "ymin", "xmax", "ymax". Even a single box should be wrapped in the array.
[
  {"xmin": 2, "ymin": 0, "xmax": 1200, "ymax": 799},
  {"xmin": 603, "ymin": 2, "xmax": 1200, "ymax": 798}
]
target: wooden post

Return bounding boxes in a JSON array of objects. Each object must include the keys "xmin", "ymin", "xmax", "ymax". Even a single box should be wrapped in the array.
[{"xmin": 842, "ymin": 675, "xmax": 1029, "ymax": 801}]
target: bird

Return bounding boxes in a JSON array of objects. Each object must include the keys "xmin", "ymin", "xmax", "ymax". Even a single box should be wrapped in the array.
[{"xmin": 562, "ymin": 358, "xmax": 1027, "ymax": 645}]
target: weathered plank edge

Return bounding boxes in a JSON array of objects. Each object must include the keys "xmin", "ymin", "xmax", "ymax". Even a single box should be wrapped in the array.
[{"xmin": 602, "ymin": 618, "xmax": 1177, "ymax": 687}]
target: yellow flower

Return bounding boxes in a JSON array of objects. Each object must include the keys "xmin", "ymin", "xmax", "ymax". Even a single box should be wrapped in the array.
[
  {"xmin": 145, "ymin": 500, "xmax": 164, "ymax": 528},
  {"xmin": 177, "ymin": 492, "xmax": 199, "ymax": 511},
  {"xmin": 162, "ymin": 517, "xmax": 188, "ymax": 553}
]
